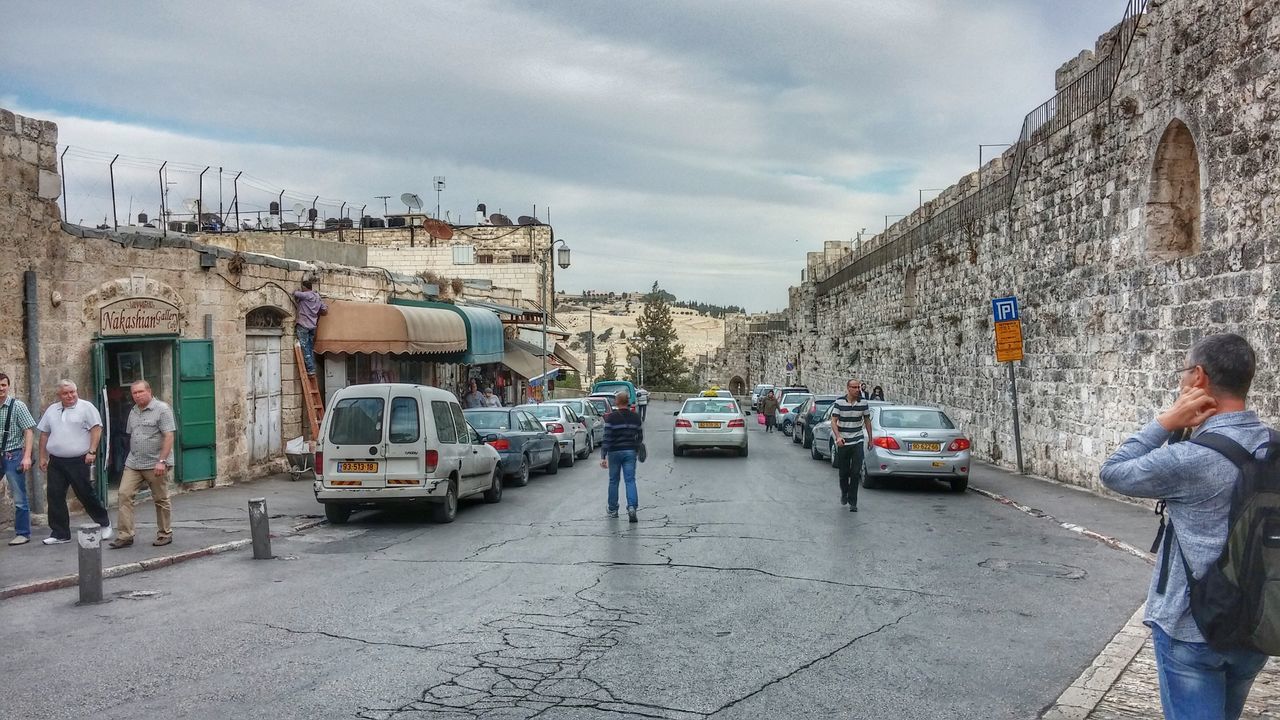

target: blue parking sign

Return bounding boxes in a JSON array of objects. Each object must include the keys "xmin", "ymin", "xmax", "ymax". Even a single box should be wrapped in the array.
[{"xmin": 992, "ymin": 296, "xmax": 1019, "ymax": 322}]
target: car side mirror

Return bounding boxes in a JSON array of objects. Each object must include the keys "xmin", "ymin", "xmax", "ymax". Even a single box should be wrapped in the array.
[
  {"xmin": 673, "ymin": 411, "xmax": 679, "ymax": 416},
  {"xmin": 484, "ymin": 433, "xmax": 499, "ymax": 443}
]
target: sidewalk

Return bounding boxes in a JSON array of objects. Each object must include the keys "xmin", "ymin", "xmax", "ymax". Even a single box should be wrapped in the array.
[
  {"xmin": 966, "ymin": 463, "xmax": 1280, "ymax": 719},
  {"xmin": 0, "ymin": 474, "xmax": 322, "ymax": 598}
]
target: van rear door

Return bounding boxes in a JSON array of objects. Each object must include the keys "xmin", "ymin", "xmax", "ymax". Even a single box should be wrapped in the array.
[
  {"xmin": 384, "ymin": 390, "xmax": 426, "ymax": 488},
  {"xmin": 323, "ymin": 388, "xmax": 389, "ymax": 488}
]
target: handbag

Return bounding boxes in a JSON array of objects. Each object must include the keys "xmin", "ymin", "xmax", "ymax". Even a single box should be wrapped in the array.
[
  {"xmin": 637, "ymin": 443, "xmax": 647, "ymax": 463},
  {"xmin": 757, "ymin": 412, "xmax": 766, "ymax": 426}
]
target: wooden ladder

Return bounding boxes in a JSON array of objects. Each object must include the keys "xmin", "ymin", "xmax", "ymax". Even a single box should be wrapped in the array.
[{"xmin": 295, "ymin": 343, "xmax": 324, "ymax": 441}]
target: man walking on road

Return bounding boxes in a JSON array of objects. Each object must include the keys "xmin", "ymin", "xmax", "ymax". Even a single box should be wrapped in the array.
[
  {"xmin": 830, "ymin": 379, "xmax": 871, "ymax": 512},
  {"xmin": 759, "ymin": 390, "xmax": 779, "ymax": 433},
  {"xmin": 0, "ymin": 373, "xmax": 37, "ymax": 546},
  {"xmin": 293, "ymin": 278, "xmax": 327, "ymax": 377},
  {"xmin": 1101, "ymin": 333, "xmax": 1270, "ymax": 719},
  {"xmin": 600, "ymin": 390, "xmax": 644, "ymax": 523},
  {"xmin": 110, "ymin": 381, "xmax": 176, "ymax": 549},
  {"xmin": 37, "ymin": 380, "xmax": 112, "ymax": 545}
]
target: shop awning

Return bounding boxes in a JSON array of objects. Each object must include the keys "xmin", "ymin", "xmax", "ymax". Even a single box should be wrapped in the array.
[
  {"xmin": 390, "ymin": 299, "xmax": 505, "ymax": 365},
  {"xmin": 501, "ymin": 344, "xmax": 546, "ymax": 381},
  {"xmin": 314, "ymin": 300, "xmax": 467, "ymax": 355},
  {"xmin": 553, "ymin": 344, "xmax": 584, "ymax": 375}
]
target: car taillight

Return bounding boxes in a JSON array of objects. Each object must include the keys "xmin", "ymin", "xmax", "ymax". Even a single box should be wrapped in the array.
[
  {"xmin": 675, "ymin": 419, "xmax": 692, "ymax": 428},
  {"xmin": 779, "ymin": 407, "xmax": 788, "ymax": 414},
  {"xmin": 425, "ymin": 450, "xmax": 439, "ymax": 473},
  {"xmin": 549, "ymin": 422, "xmax": 565, "ymax": 434},
  {"xmin": 948, "ymin": 438, "xmax": 971, "ymax": 451},
  {"xmin": 728, "ymin": 418, "xmax": 745, "ymax": 428},
  {"xmin": 488, "ymin": 438, "xmax": 510, "ymax": 451},
  {"xmin": 872, "ymin": 436, "xmax": 900, "ymax": 450},
  {"xmin": 314, "ymin": 451, "xmax": 323, "ymax": 480}
]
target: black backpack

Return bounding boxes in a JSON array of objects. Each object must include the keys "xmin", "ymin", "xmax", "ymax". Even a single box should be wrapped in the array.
[{"xmin": 1154, "ymin": 430, "xmax": 1280, "ymax": 654}]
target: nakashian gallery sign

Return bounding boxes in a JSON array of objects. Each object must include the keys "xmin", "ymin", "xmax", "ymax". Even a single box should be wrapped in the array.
[{"xmin": 100, "ymin": 298, "xmax": 181, "ymax": 337}]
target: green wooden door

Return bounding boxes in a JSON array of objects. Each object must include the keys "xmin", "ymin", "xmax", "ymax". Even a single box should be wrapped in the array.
[
  {"xmin": 91, "ymin": 340, "xmax": 109, "ymax": 500},
  {"xmin": 176, "ymin": 339, "xmax": 217, "ymax": 482}
]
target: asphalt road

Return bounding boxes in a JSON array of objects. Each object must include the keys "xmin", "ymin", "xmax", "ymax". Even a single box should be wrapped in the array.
[{"xmin": 2, "ymin": 400, "xmax": 1152, "ymax": 719}]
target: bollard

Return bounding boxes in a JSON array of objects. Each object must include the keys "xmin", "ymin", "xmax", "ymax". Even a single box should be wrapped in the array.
[
  {"xmin": 76, "ymin": 523, "xmax": 107, "ymax": 605},
  {"xmin": 248, "ymin": 497, "xmax": 273, "ymax": 559}
]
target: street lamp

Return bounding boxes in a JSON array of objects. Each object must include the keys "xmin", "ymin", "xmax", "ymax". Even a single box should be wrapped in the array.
[
  {"xmin": 637, "ymin": 335, "xmax": 654, "ymax": 388},
  {"xmin": 587, "ymin": 305, "xmax": 602, "ymax": 380},
  {"xmin": 540, "ymin": 237, "xmax": 571, "ymax": 400}
]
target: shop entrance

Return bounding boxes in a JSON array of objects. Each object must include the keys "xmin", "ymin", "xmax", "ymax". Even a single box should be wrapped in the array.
[{"xmin": 90, "ymin": 337, "xmax": 217, "ymax": 500}]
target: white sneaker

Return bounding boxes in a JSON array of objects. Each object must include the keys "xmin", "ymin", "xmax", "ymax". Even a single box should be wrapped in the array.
[
  {"xmin": 42, "ymin": 537, "xmax": 71, "ymax": 545},
  {"xmin": 100, "ymin": 526, "xmax": 114, "ymax": 540}
]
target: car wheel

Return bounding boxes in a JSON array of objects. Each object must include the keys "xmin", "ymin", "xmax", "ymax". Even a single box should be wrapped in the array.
[
  {"xmin": 782, "ymin": 421, "xmax": 793, "ymax": 437},
  {"xmin": 324, "ymin": 504, "xmax": 351, "ymax": 525},
  {"xmin": 810, "ymin": 442, "xmax": 821, "ymax": 460},
  {"xmin": 431, "ymin": 480, "xmax": 459, "ymax": 523},
  {"xmin": 739, "ymin": 444, "xmax": 748, "ymax": 458},
  {"xmin": 510, "ymin": 456, "xmax": 530, "ymax": 486},
  {"xmin": 950, "ymin": 477, "xmax": 969, "ymax": 493},
  {"xmin": 862, "ymin": 467, "xmax": 879, "ymax": 490},
  {"xmin": 578, "ymin": 436, "xmax": 591, "ymax": 459},
  {"xmin": 544, "ymin": 446, "xmax": 560, "ymax": 474},
  {"xmin": 673, "ymin": 443, "xmax": 684, "ymax": 457},
  {"xmin": 792, "ymin": 426, "xmax": 802, "ymax": 444},
  {"xmin": 802, "ymin": 429, "xmax": 813, "ymax": 449},
  {"xmin": 829, "ymin": 441, "xmax": 838, "ymax": 467},
  {"xmin": 560, "ymin": 443, "xmax": 576, "ymax": 467},
  {"xmin": 484, "ymin": 467, "xmax": 503, "ymax": 503}
]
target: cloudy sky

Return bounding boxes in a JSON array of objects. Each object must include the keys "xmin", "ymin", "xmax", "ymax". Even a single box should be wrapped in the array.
[{"xmin": 1, "ymin": 1, "xmax": 1120, "ymax": 311}]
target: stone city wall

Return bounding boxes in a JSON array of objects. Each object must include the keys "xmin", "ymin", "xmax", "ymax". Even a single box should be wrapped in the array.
[{"xmin": 730, "ymin": 0, "xmax": 1280, "ymax": 492}]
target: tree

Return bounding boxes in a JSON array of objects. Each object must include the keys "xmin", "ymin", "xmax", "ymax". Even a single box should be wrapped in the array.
[
  {"xmin": 626, "ymin": 282, "xmax": 687, "ymax": 389},
  {"xmin": 600, "ymin": 350, "xmax": 618, "ymax": 381}
]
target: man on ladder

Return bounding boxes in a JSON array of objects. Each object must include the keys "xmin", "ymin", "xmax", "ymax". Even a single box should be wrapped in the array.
[{"xmin": 293, "ymin": 278, "xmax": 328, "ymax": 378}]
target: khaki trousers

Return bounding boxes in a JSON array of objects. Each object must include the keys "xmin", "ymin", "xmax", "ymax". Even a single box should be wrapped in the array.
[{"xmin": 118, "ymin": 466, "xmax": 173, "ymax": 541}]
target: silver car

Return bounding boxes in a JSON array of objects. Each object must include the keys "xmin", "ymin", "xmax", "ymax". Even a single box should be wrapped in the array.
[
  {"xmin": 546, "ymin": 398, "xmax": 605, "ymax": 446},
  {"xmin": 776, "ymin": 392, "xmax": 812, "ymax": 437},
  {"xmin": 811, "ymin": 400, "xmax": 889, "ymax": 465},
  {"xmin": 518, "ymin": 403, "xmax": 592, "ymax": 466},
  {"xmin": 863, "ymin": 405, "xmax": 971, "ymax": 492},
  {"xmin": 672, "ymin": 396, "xmax": 748, "ymax": 457}
]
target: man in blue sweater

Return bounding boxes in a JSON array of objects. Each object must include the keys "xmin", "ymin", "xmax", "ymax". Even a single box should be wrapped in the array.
[
  {"xmin": 600, "ymin": 390, "xmax": 644, "ymax": 523},
  {"xmin": 1101, "ymin": 333, "xmax": 1270, "ymax": 719}
]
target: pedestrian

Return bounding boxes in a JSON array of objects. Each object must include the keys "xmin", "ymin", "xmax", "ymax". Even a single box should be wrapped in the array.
[
  {"xmin": 110, "ymin": 380, "xmax": 175, "ymax": 549},
  {"xmin": 759, "ymin": 390, "xmax": 779, "ymax": 433},
  {"xmin": 830, "ymin": 378, "xmax": 871, "ymax": 512},
  {"xmin": 600, "ymin": 390, "xmax": 644, "ymax": 523},
  {"xmin": 871, "ymin": 385, "xmax": 885, "ymax": 401},
  {"xmin": 0, "ymin": 372, "xmax": 37, "ymax": 546},
  {"xmin": 293, "ymin": 278, "xmax": 328, "ymax": 377},
  {"xmin": 36, "ymin": 380, "xmax": 112, "ymax": 544},
  {"xmin": 1101, "ymin": 333, "xmax": 1271, "ymax": 719},
  {"xmin": 464, "ymin": 379, "xmax": 485, "ymax": 408},
  {"xmin": 636, "ymin": 387, "xmax": 649, "ymax": 422},
  {"xmin": 482, "ymin": 386, "xmax": 502, "ymax": 408}
]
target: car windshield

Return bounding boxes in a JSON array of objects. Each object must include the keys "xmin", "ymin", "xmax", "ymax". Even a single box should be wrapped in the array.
[
  {"xmin": 879, "ymin": 409, "xmax": 955, "ymax": 429},
  {"xmin": 464, "ymin": 410, "xmax": 513, "ymax": 430},
  {"xmin": 525, "ymin": 405, "xmax": 563, "ymax": 419},
  {"xmin": 682, "ymin": 399, "xmax": 739, "ymax": 414},
  {"xmin": 715, "ymin": 391, "xmax": 734, "ymax": 398}
]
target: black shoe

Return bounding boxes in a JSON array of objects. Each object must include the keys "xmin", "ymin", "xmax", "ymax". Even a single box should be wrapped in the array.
[
  {"xmin": 849, "ymin": 504, "xmax": 858, "ymax": 512},
  {"xmin": 628, "ymin": 509, "xmax": 638, "ymax": 523},
  {"xmin": 840, "ymin": 491, "xmax": 848, "ymax": 506}
]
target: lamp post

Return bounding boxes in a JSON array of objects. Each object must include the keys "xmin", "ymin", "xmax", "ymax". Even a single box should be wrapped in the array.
[
  {"xmin": 588, "ymin": 305, "xmax": 601, "ymax": 380},
  {"xmin": 637, "ymin": 335, "xmax": 654, "ymax": 388},
  {"xmin": 540, "ymin": 237, "xmax": 571, "ymax": 400}
]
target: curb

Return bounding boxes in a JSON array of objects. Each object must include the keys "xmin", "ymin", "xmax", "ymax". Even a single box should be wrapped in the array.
[
  {"xmin": 968, "ymin": 485, "xmax": 1154, "ymax": 564},
  {"xmin": 1039, "ymin": 605, "xmax": 1149, "ymax": 719},
  {"xmin": 0, "ymin": 517, "xmax": 327, "ymax": 601}
]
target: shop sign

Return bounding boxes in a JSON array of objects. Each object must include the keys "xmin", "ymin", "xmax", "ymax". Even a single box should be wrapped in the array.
[{"xmin": 100, "ymin": 297, "xmax": 180, "ymax": 336}]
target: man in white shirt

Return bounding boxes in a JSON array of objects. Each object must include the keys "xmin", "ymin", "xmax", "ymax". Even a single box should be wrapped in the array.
[{"xmin": 36, "ymin": 380, "xmax": 112, "ymax": 545}]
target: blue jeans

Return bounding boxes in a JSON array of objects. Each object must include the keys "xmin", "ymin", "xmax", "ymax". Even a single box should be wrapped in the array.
[
  {"xmin": 297, "ymin": 325, "xmax": 317, "ymax": 374},
  {"xmin": 2, "ymin": 449, "xmax": 31, "ymax": 537},
  {"xmin": 1152, "ymin": 624, "xmax": 1268, "ymax": 720},
  {"xmin": 606, "ymin": 450, "xmax": 638, "ymax": 512}
]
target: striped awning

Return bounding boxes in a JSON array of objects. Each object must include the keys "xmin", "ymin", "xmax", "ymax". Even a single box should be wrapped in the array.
[{"xmin": 314, "ymin": 300, "xmax": 467, "ymax": 355}]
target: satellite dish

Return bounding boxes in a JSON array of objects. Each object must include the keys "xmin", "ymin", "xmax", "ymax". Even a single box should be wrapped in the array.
[
  {"xmin": 517, "ymin": 215, "xmax": 540, "ymax": 226},
  {"xmin": 401, "ymin": 193, "xmax": 423, "ymax": 211},
  {"xmin": 292, "ymin": 202, "xmax": 306, "ymax": 218},
  {"xmin": 183, "ymin": 198, "xmax": 199, "ymax": 214},
  {"xmin": 489, "ymin": 213, "xmax": 513, "ymax": 226},
  {"xmin": 424, "ymin": 218, "xmax": 454, "ymax": 241}
]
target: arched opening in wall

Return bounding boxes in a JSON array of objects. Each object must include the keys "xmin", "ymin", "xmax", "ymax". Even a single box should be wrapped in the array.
[
  {"xmin": 245, "ymin": 306, "xmax": 289, "ymax": 463},
  {"xmin": 729, "ymin": 376, "xmax": 746, "ymax": 396},
  {"xmin": 1146, "ymin": 119, "xmax": 1202, "ymax": 259},
  {"xmin": 903, "ymin": 267, "xmax": 918, "ymax": 317}
]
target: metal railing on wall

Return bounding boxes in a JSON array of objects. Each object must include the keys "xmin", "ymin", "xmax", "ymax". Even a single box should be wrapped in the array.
[
  {"xmin": 57, "ymin": 146, "xmax": 376, "ymax": 241},
  {"xmin": 815, "ymin": 0, "xmax": 1149, "ymax": 296}
]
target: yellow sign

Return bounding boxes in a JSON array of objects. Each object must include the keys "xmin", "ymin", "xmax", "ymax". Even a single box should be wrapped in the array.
[{"xmin": 995, "ymin": 320, "xmax": 1024, "ymax": 362}]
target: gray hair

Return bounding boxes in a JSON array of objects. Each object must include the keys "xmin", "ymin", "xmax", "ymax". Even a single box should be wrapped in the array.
[
  {"xmin": 614, "ymin": 390, "xmax": 630, "ymax": 405},
  {"xmin": 56, "ymin": 379, "xmax": 77, "ymax": 392},
  {"xmin": 1188, "ymin": 333, "xmax": 1256, "ymax": 398},
  {"xmin": 130, "ymin": 380, "xmax": 152, "ymax": 392}
]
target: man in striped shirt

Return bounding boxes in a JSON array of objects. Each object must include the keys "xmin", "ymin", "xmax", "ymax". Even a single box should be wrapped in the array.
[{"xmin": 830, "ymin": 378, "xmax": 872, "ymax": 512}]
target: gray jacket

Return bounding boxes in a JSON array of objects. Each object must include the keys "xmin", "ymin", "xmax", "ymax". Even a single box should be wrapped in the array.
[{"xmin": 1100, "ymin": 410, "xmax": 1271, "ymax": 642}]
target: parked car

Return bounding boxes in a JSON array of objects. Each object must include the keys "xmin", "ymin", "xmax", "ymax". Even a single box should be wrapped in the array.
[
  {"xmin": 672, "ymin": 396, "xmax": 748, "ymax": 457},
  {"xmin": 792, "ymin": 394, "xmax": 840, "ymax": 448},
  {"xmin": 863, "ymin": 405, "xmax": 971, "ymax": 492},
  {"xmin": 776, "ymin": 391, "xmax": 813, "ymax": 437},
  {"xmin": 519, "ymin": 403, "xmax": 591, "ymax": 465},
  {"xmin": 591, "ymin": 379, "xmax": 638, "ymax": 410},
  {"xmin": 546, "ymin": 398, "xmax": 605, "ymax": 446},
  {"xmin": 464, "ymin": 407, "xmax": 561, "ymax": 485},
  {"xmin": 585, "ymin": 394, "xmax": 613, "ymax": 417},
  {"xmin": 314, "ymin": 384, "xmax": 502, "ymax": 525},
  {"xmin": 811, "ymin": 400, "xmax": 890, "ymax": 466},
  {"xmin": 750, "ymin": 384, "xmax": 775, "ymax": 410}
]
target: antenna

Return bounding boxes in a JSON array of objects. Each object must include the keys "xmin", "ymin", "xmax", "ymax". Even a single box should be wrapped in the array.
[
  {"xmin": 401, "ymin": 193, "xmax": 423, "ymax": 213},
  {"xmin": 375, "ymin": 195, "xmax": 392, "ymax": 216},
  {"xmin": 433, "ymin": 176, "xmax": 445, "ymax": 219}
]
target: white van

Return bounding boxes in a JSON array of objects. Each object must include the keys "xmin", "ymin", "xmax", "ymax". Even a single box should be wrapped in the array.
[{"xmin": 314, "ymin": 384, "xmax": 502, "ymax": 524}]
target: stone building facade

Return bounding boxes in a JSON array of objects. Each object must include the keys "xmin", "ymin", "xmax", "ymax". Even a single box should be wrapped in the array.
[{"xmin": 728, "ymin": 0, "xmax": 1280, "ymax": 492}]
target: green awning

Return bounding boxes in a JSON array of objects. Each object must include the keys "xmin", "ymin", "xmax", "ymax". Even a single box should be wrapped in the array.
[{"xmin": 390, "ymin": 299, "xmax": 505, "ymax": 365}]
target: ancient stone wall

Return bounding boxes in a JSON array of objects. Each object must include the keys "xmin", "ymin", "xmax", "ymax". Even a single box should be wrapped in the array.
[{"xmin": 733, "ymin": 0, "xmax": 1280, "ymax": 492}]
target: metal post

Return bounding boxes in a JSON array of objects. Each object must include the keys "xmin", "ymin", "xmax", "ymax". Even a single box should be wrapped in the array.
[
  {"xmin": 277, "ymin": 190, "xmax": 285, "ymax": 235},
  {"xmin": 76, "ymin": 524, "xmax": 106, "ymax": 605},
  {"xmin": 158, "ymin": 161, "xmax": 167, "ymax": 237},
  {"xmin": 23, "ymin": 271, "xmax": 44, "ymax": 513},
  {"xmin": 541, "ymin": 241, "xmax": 548, "ymax": 400},
  {"xmin": 59, "ymin": 146, "xmax": 68, "ymax": 221},
  {"xmin": 198, "ymin": 166, "xmax": 209, "ymax": 231},
  {"xmin": 248, "ymin": 498, "xmax": 272, "ymax": 559},
  {"xmin": 108, "ymin": 154, "xmax": 119, "ymax": 230},
  {"xmin": 310, "ymin": 196, "xmax": 318, "ymax": 238},
  {"xmin": 1009, "ymin": 361, "xmax": 1024, "ymax": 474},
  {"xmin": 218, "ymin": 166, "xmax": 224, "ymax": 229},
  {"xmin": 338, "ymin": 202, "xmax": 346, "ymax": 243},
  {"xmin": 358, "ymin": 204, "xmax": 366, "ymax": 243},
  {"xmin": 232, "ymin": 171, "xmax": 242, "ymax": 230},
  {"xmin": 588, "ymin": 307, "xmax": 595, "ymax": 380}
]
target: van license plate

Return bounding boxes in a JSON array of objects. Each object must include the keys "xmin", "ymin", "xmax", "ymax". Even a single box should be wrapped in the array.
[
  {"xmin": 338, "ymin": 462, "xmax": 379, "ymax": 473},
  {"xmin": 910, "ymin": 442, "xmax": 941, "ymax": 452}
]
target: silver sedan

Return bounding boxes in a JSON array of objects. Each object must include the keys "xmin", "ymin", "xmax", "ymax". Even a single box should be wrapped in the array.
[
  {"xmin": 672, "ymin": 397, "xmax": 748, "ymax": 457},
  {"xmin": 863, "ymin": 405, "xmax": 971, "ymax": 492}
]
